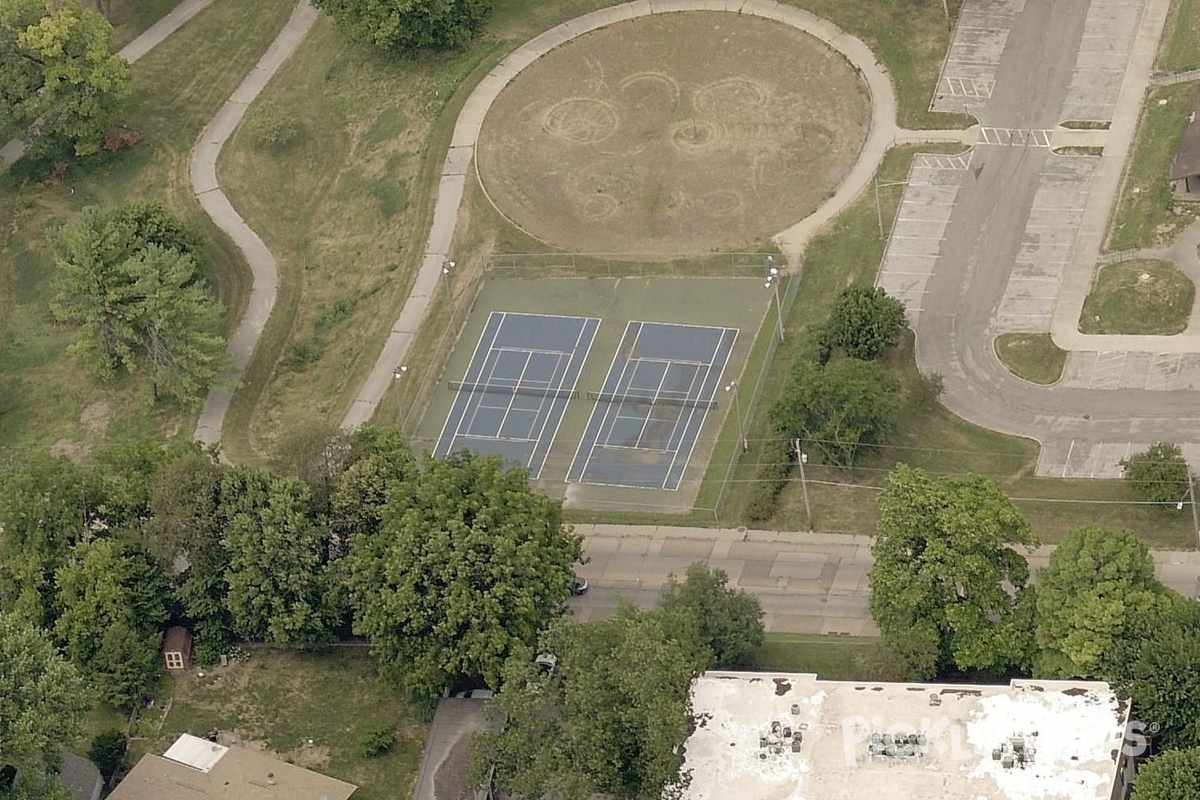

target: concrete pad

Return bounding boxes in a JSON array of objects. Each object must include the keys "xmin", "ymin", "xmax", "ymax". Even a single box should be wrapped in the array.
[
  {"xmin": 659, "ymin": 537, "xmax": 719, "ymax": 558},
  {"xmin": 768, "ymin": 553, "xmax": 828, "ymax": 581},
  {"xmin": 442, "ymin": 146, "xmax": 473, "ymax": 176}
]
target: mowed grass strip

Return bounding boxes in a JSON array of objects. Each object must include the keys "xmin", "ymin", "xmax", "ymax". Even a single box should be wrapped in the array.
[
  {"xmin": 150, "ymin": 649, "xmax": 424, "ymax": 800},
  {"xmin": 1158, "ymin": 0, "xmax": 1200, "ymax": 73},
  {"xmin": 1079, "ymin": 259, "xmax": 1195, "ymax": 335},
  {"xmin": 994, "ymin": 333, "xmax": 1067, "ymax": 385},
  {"xmin": 748, "ymin": 634, "xmax": 889, "ymax": 680},
  {"xmin": 1107, "ymin": 81, "xmax": 1200, "ymax": 251},
  {"xmin": 105, "ymin": 0, "xmax": 182, "ymax": 50},
  {"xmin": 0, "ymin": 0, "xmax": 296, "ymax": 448}
]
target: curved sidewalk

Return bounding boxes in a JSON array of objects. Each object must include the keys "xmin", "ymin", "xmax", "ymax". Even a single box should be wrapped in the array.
[
  {"xmin": 341, "ymin": 0, "xmax": 963, "ymax": 430},
  {"xmin": 191, "ymin": 1, "xmax": 319, "ymax": 445},
  {"xmin": 0, "ymin": 0, "xmax": 217, "ymax": 165}
]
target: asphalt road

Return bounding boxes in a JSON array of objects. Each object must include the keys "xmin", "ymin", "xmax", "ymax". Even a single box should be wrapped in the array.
[{"xmin": 568, "ymin": 525, "xmax": 1200, "ymax": 635}]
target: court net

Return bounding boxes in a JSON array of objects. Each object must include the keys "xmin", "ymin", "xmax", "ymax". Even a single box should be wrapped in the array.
[
  {"xmin": 587, "ymin": 390, "xmax": 717, "ymax": 410},
  {"xmin": 448, "ymin": 381, "xmax": 580, "ymax": 400}
]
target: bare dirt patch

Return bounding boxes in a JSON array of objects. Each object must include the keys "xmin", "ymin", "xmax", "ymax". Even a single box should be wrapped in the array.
[
  {"xmin": 477, "ymin": 12, "xmax": 871, "ymax": 254},
  {"xmin": 80, "ymin": 401, "xmax": 112, "ymax": 436}
]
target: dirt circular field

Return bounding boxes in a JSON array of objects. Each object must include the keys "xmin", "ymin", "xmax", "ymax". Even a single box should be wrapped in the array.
[{"xmin": 476, "ymin": 12, "xmax": 872, "ymax": 254}]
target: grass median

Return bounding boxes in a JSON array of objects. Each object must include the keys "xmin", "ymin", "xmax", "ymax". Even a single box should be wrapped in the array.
[
  {"xmin": 994, "ymin": 333, "xmax": 1067, "ymax": 385},
  {"xmin": 1079, "ymin": 259, "xmax": 1195, "ymax": 335},
  {"xmin": 1158, "ymin": 0, "xmax": 1200, "ymax": 73}
]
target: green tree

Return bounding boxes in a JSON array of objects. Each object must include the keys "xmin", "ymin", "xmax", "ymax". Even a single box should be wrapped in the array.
[
  {"xmin": 1033, "ymin": 525, "xmax": 1168, "ymax": 679},
  {"xmin": 1111, "ymin": 597, "xmax": 1200, "ymax": 751},
  {"xmin": 0, "ymin": 0, "xmax": 131, "ymax": 156},
  {"xmin": 826, "ymin": 284, "xmax": 908, "ymax": 360},
  {"xmin": 329, "ymin": 426, "xmax": 416, "ymax": 554},
  {"xmin": 87, "ymin": 729, "xmax": 126, "ymax": 784},
  {"xmin": 1119, "ymin": 441, "xmax": 1192, "ymax": 504},
  {"xmin": 222, "ymin": 470, "xmax": 337, "ymax": 645},
  {"xmin": 1132, "ymin": 747, "xmax": 1200, "ymax": 800},
  {"xmin": 659, "ymin": 562, "xmax": 763, "ymax": 669},
  {"xmin": 869, "ymin": 464, "xmax": 1038, "ymax": 679},
  {"xmin": 0, "ymin": 611, "xmax": 90, "ymax": 795},
  {"xmin": 772, "ymin": 358, "xmax": 900, "ymax": 467},
  {"xmin": 312, "ymin": 0, "xmax": 492, "ymax": 52},
  {"xmin": 348, "ymin": 452, "xmax": 582, "ymax": 701},
  {"xmin": 0, "ymin": 454, "xmax": 98, "ymax": 627},
  {"xmin": 474, "ymin": 606, "xmax": 695, "ymax": 800},
  {"xmin": 49, "ymin": 204, "xmax": 225, "ymax": 403},
  {"xmin": 54, "ymin": 538, "xmax": 169, "ymax": 708}
]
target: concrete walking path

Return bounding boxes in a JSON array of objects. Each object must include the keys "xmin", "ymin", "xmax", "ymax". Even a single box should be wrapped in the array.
[
  {"xmin": 0, "ymin": 0, "xmax": 217, "ymax": 165},
  {"xmin": 191, "ymin": 1, "xmax": 319, "ymax": 445},
  {"xmin": 340, "ymin": 0, "xmax": 973, "ymax": 431},
  {"xmin": 571, "ymin": 524, "xmax": 1200, "ymax": 634}
]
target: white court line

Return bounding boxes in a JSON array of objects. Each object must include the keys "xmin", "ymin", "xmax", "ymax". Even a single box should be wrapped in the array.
[
  {"xmin": 532, "ymin": 317, "xmax": 600, "ymax": 481},
  {"xmin": 668, "ymin": 327, "xmax": 738, "ymax": 491},
  {"xmin": 436, "ymin": 311, "xmax": 506, "ymax": 456},
  {"xmin": 651, "ymin": 362, "xmax": 709, "ymax": 487},
  {"xmin": 478, "ymin": 349, "xmax": 535, "ymax": 444},
  {"xmin": 568, "ymin": 321, "xmax": 643, "ymax": 482}
]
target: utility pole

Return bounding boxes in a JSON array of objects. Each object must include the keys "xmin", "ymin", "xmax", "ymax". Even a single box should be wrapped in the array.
[
  {"xmin": 1191, "ymin": 473, "xmax": 1199, "ymax": 550},
  {"xmin": 792, "ymin": 438, "xmax": 813, "ymax": 532}
]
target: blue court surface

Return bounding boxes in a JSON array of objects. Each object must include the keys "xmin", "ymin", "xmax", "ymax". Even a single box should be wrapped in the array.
[
  {"xmin": 435, "ymin": 312, "xmax": 599, "ymax": 478},
  {"xmin": 567, "ymin": 321, "xmax": 737, "ymax": 491}
]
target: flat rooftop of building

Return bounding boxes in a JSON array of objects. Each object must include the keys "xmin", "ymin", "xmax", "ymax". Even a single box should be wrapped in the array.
[{"xmin": 683, "ymin": 672, "xmax": 1128, "ymax": 800}]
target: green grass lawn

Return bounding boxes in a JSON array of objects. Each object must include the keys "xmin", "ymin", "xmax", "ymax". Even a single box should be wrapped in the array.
[
  {"xmin": 215, "ymin": 0, "xmax": 965, "ymax": 461},
  {"xmin": 105, "ymin": 0, "xmax": 183, "ymax": 49},
  {"xmin": 1107, "ymin": 81, "xmax": 1200, "ymax": 251},
  {"xmin": 1079, "ymin": 259, "xmax": 1195, "ymax": 334},
  {"xmin": 142, "ymin": 649, "xmax": 424, "ymax": 800},
  {"xmin": 994, "ymin": 333, "xmax": 1067, "ymax": 385},
  {"xmin": 1158, "ymin": 0, "xmax": 1200, "ymax": 72},
  {"xmin": 748, "ymin": 634, "xmax": 892, "ymax": 680},
  {"xmin": 0, "ymin": 0, "xmax": 293, "ymax": 450}
]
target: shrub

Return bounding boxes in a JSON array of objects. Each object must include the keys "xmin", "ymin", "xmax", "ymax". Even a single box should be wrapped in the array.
[
  {"xmin": 356, "ymin": 720, "xmax": 395, "ymax": 758},
  {"xmin": 743, "ymin": 437, "xmax": 794, "ymax": 523},
  {"xmin": 248, "ymin": 102, "xmax": 302, "ymax": 148},
  {"xmin": 101, "ymin": 127, "xmax": 142, "ymax": 153},
  {"xmin": 89, "ymin": 729, "xmax": 128, "ymax": 781},
  {"xmin": 1119, "ymin": 441, "xmax": 1191, "ymax": 504}
]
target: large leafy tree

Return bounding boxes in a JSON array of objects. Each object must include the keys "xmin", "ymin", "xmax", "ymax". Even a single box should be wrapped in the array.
[
  {"xmin": 221, "ymin": 470, "xmax": 338, "ymax": 646},
  {"xmin": 0, "ymin": 611, "xmax": 90, "ymax": 795},
  {"xmin": 1110, "ymin": 597, "xmax": 1200, "ymax": 752},
  {"xmin": 1033, "ymin": 525, "xmax": 1169, "ymax": 679},
  {"xmin": 659, "ymin": 562, "xmax": 763, "ymax": 670},
  {"xmin": 0, "ymin": 0, "xmax": 131, "ymax": 156},
  {"xmin": 474, "ymin": 606, "xmax": 696, "ymax": 800},
  {"xmin": 826, "ymin": 284, "xmax": 908, "ymax": 361},
  {"xmin": 54, "ymin": 538, "xmax": 169, "ymax": 709},
  {"xmin": 49, "ymin": 203, "xmax": 224, "ymax": 404},
  {"xmin": 772, "ymin": 358, "xmax": 900, "ymax": 467},
  {"xmin": 348, "ymin": 452, "xmax": 582, "ymax": 701},
  {"xmin": 0, "ymin": 454, "xmax": 99, "ymax": 627},
  {"xmin": 312, "ymin": 0, "xmax": 492, "ymax": 52},
  {"xmin": 1132, "ymin": 747, "xmax": 1200, "ymax": 800},
  {"xmin": 869, "ymin": 464, "xmax": 1038, "ymax": 679},
  {"xmin": 329, "ymin": 425, "xmax": 416, "ymax": 554},
  {"xmin": 1119, "ymin": 441, "xmax": 1192, "ymax": 504}
]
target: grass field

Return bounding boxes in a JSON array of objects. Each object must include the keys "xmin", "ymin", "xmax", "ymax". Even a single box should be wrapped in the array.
[
  {"xmin": 0, "ymin": 0, "xmax": 294, "ymax": 452},
  {"xmin": 104, "ymin": 0, "xmax": 181, "ymax": 49},
  {"xmin": 1079, "ymin": 260, "xmax": 1195, "ymax": 335},
  {"xmin": 140, "ymin": 649, "xmax": 424, "ymax": 800},
  {"xmin": 748, "ymin": 634, "xmax": 891, "ymax": 680},
  {"xmin": 215, "ymin": 0, "xmax": 964, "ymax": 461},
  {"xmin": 993, "ymin": 333, "xmax": 1067, "ymax": 385},
  {"xmin": 1107, "ymin": 81, "xmax": 1200, "ymax": 251},
  {"xmin": 1158, "ymin": 0, "xmax": 1200, "ymax": 72}
]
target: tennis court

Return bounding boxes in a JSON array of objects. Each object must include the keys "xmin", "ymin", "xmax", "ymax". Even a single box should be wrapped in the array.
[
  {"xmin": 434, "ymin": 311, "xmax": 599, "ymax": 477},
  {"xmin": 566, "ymin": 321, "xmax": 737, "ymax": 490}
]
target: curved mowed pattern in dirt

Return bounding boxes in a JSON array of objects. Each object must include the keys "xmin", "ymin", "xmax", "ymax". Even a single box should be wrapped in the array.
[{"xmin": 477, "ymin": 12, "xmax": 871, "ymax": 254}]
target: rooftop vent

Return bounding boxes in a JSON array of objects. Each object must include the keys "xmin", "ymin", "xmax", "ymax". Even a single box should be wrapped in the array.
[{"xmin": 929, "ymin": 693, "xmax": 941, "ymax": 706}]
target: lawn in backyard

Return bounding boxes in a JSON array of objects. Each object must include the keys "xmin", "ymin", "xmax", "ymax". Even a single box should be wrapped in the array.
[
  {"xmin": 1079, "ymin": 260, "xmax": 1195, "ymax": 335},
  {"xmin": 139, "ymin": 649, "xmax": 424, "ymax": 800},
  {"xmin": 0, "ymin": 0, "xmax": 294, "ymax": 450},
  {"xmin": 994, "ymin": 333, "xmax": 1067, "ymax": 385},
  {"xmin": 1107, "ymin": 81, "xmax": 1200, "ymax": 251},
  {"xmin": 748, "ymin": 634, "xmax": 891, "ymax": 680}
]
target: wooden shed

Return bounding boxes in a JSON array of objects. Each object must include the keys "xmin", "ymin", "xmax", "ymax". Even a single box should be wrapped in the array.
[{"xmin": 162, "ymin": 627, "xmax": 193, "ymax": 672}]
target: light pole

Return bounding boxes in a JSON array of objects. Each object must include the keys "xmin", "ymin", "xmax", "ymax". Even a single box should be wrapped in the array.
[
  {"xmin": 791, "ymin": 438, "xmax": 813, "ymax": 532},
  {"xmin": 1177, "ymin": 473, "xmax": 1200, "ymax": 548},
  {"xmin": 442, "ymin": 259, "xmax": 456, "ymax": 328},
  {"xmin": 724, "ymin": 380, "xmax": 747, "ymax": 452},
  {"xmin": 765, "ymin": 257, "xmax": 784, "ymax": 343},
  {"xmin": 393, "ymin": 364, "xmax": 408, "ymax": 380}
]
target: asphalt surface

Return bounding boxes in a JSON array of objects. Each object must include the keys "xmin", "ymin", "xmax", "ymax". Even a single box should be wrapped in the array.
[{"xmin": 569, "ymin": 524, "xmax": 1200, "ymax": 635}]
